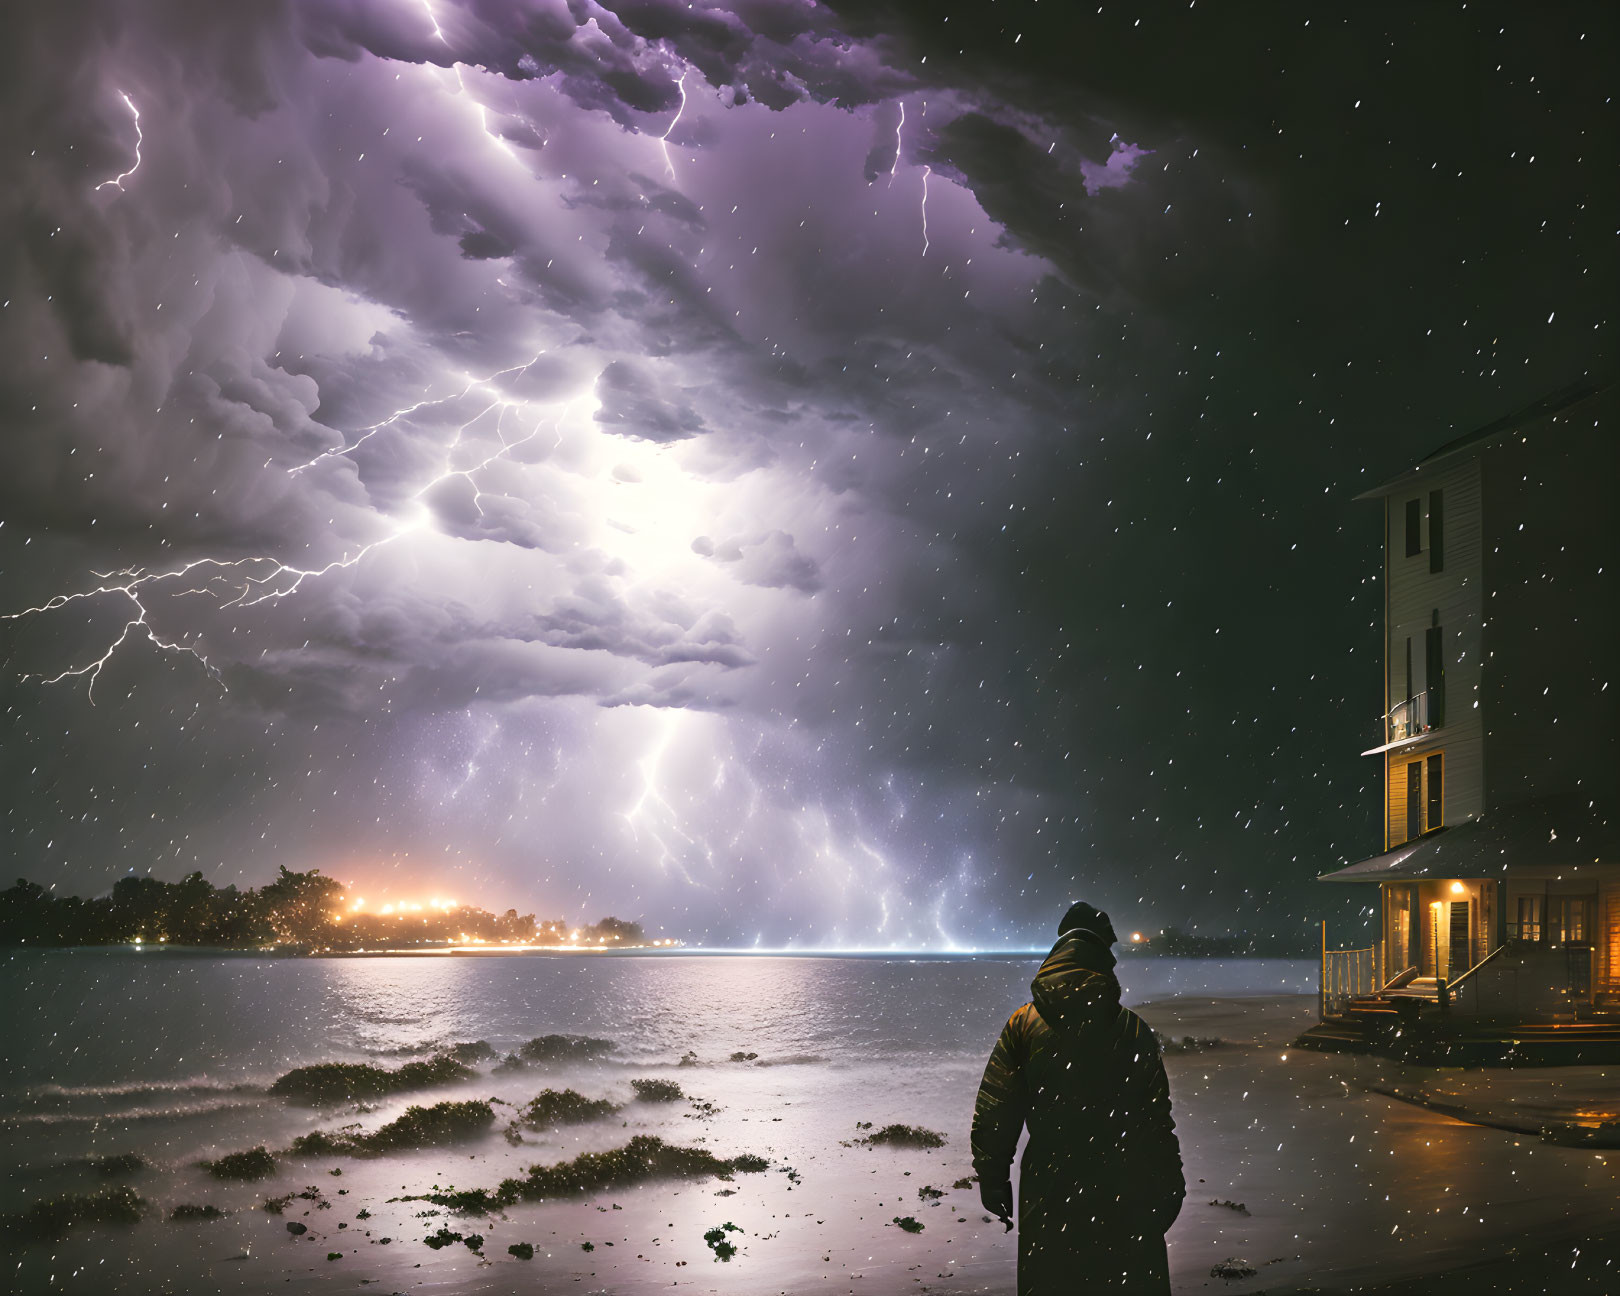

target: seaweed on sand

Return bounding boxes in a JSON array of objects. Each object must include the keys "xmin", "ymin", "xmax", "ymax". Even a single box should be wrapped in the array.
[
  {"xmin": 892, "ymin": 1215, "xmax": 925, "ymax": 1233},
  {"xmin": 361, "ymin": 1101, "xmax": 495, "ymax": 1151},
  {"xmin": 291, "ymin": 1101, "xmax": 496, "ymax": 1156},
  {"xmin": 630, "ymin": 1077, "xmax": 684, "ymax": 1102},
  {"xmin": 268, "ymin": 1054, "xmax": 475, "ymax": 1104},
  {"xmin": 508, "ymin": 1241, "xmax": 534, "ymax": 1259},
  {"xmin": 703, "ymin": 1221, "xmax": 742, "ymax": 1260},
  {"xmin": 89, "ymin": 1152, "xmax": 147, "ymax": 1177},
  {"xmin": 861, "ymin": 1124, "xmax": 946, "ymax": 1149},
  {"xmin": 394, "ymin": 1136, "xmax": 770, "ymax": 1215},
  {"xmin": 169, "ymin": 1203, "xmax": 225, "ymax": 1222},
  {"xmin": 8, "ymin": 1187, "xmax": 146, "ymax": 1240},
  {"xmin": 518, "ymin": 1088, "xmax": 620, "ymax": 1128},
  {"xmin": 517, "ymin": 1034, "xmax": 616, "ymax": 1062},
  {"xmin": 203, "ymin": 1146, "xmax": 277, "ymax": 1180}
]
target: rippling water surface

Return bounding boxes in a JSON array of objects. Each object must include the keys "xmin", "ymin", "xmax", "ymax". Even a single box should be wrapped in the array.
[{"xmin": 1, "ymin": 950, "xmax": 1313, "ymax": 1097}]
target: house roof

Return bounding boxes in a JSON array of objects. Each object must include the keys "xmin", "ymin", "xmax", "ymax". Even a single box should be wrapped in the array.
[
  {"xmin": 1318, "ymin": 796, "xmax": 1618, "ymax": 882},
  {"xmin": 1352, "ymin": 379, "xmax": 1610, "ymax": 501}
]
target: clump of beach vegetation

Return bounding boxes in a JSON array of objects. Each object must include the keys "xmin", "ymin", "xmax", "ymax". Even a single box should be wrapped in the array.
[
  {"xmin": 203, "ymin": 1146, "xmax": 277, "ymax": 1180},
  {"xmin": 518, "ymin": 1088, "xmax": 619, "ymax": 1128},
  {"xmin": 395, "ymin": 1135, "xmax": 769, "ymax": 1215},
  {"xmin": 268, "ymin": 1055, "xmax": 475, "ymax": 1104},
  {"xmin": 89, "ymin": 1152, "xmax": 147, "ymax": 1177},
  {"xmin": 517, "ymin": 1034, "xmax": 616, "ymax": 1062},
  {"xmin": 169, "ymin": 1203, "xmax": 225, "ymax": 1222},
  {"xmin": 631, "ymin": 1077, "xmax": 684, "ymax": 1102},
  {"xmin": 8, "ymin": 1187, "xmax": 146, "ymax": 1240},
  {"xmin": 860, "ymin": 1124, "xmax": 946, "ymax": 1149},
  {"xmin": 290, "ymin": 1101, "xmax": 496, "ymax": 1156}
]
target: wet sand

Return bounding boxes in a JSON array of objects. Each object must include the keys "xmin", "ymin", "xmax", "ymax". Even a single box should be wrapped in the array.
[{"xmin": 7, "ymin": 993, "xmax": 1618, "ymax": 1294}]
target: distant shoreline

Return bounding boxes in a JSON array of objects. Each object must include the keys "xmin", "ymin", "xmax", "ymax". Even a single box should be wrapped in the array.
[{"xmin": 1, "ymin": 944, "xmax": 1315, "ymax": 961}]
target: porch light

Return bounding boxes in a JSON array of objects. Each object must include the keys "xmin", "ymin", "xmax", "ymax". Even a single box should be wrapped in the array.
[{"xmin": 1450, "ymin": 881, "xmax": 1466, "ymax": 894}]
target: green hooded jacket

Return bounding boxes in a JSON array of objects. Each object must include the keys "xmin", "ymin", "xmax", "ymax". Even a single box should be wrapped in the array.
[{"xmin": 971, "ymin": 931, "xmax": 1185, "ymax": 1286}]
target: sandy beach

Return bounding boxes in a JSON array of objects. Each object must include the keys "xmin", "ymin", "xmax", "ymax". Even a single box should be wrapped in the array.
[{"xmin": 5, "ymin": 972, "xmax": 1617, "ymax": 1296}]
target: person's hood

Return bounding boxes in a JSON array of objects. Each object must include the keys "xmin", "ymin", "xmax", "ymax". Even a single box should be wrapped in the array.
[{"xmin": 1030, "ymin": 932, "xmax": 1122, "ymax": 1037}]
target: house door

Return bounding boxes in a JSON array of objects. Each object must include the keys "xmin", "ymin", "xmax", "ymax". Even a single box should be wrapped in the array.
[
  {"xmin": 1389, "ymin": 905, "xmax": 1411, "ymax": 976},
  {"xmin": 1448, "ymin": 900, "xmax": 1471, "ymax": 977},
  {"xmin": 1604, "ymin": 890, "xmax": 1620, "ymax": 996}
]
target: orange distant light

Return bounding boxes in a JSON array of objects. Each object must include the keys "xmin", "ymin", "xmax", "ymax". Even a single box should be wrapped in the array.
[{"xmin": 1130, "ymin": 932, "xmax": 1144, "ymax": 943}]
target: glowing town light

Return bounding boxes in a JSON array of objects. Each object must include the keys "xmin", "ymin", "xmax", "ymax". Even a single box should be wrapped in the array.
[
  {"xmin": 1131, "ymin": 931, "xmax": 1145, "ymax": 943},
  {"xmin": 95, "ymin": 92, "xmax": 143, "ymax": 192}
]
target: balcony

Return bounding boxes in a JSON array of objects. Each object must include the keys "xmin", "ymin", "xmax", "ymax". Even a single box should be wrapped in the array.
[
  {"xmin": 1361, "ymin": 690, "xmax": 1436, "ymax": 756},
  {"xmin": 1387, "ymin": 690, "xmax": 1431, "ymax": 743}
]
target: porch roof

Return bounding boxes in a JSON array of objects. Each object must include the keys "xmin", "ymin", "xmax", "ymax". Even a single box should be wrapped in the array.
[{"xmin": 1318, "ymin": 796, "xmax": 1617, "ymax": 883}]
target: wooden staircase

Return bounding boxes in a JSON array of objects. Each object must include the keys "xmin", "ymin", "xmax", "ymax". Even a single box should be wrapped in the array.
[{"xmin": 1297, "ymin": 977, "xmax": 1620, "ymax": 1065}]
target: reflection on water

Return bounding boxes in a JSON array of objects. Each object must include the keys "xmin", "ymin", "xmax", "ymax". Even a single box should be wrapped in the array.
[{"xmin": 0, "ymin": 952, "xmax": 1311, "ymax": 1093}]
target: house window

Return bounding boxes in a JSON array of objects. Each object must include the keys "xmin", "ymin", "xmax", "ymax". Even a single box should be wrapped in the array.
[
  {"xmin": 1428, "ymin": 489, "xmax": 1444, "ymax": 572},
  {"xmin": 1405, "ymin": 761, "xmax": 1423, "ymax": 841},
  {"xmin": 1426, "ymin": 753, "xmax": 1443, "ymax": 829},
  {"xmin": 1424, "ymin": 622, "xmax": 1445, "ymax": 728},
  {"xmin": 1515, "ymin": 896, "xmax": 1543, "ymax": 942},
  {"xmin": 1550, "ymin": 897, "xmax": 1592, "ymax": 944},
  {"xmin": 1404, "ymin": 498, "xmax": 1422, "ymax": 557}
]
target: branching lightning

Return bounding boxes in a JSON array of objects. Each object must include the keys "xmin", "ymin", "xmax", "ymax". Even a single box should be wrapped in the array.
[
  {"xmin": 289, "ymin": 352, "xmax": 547, "ymax": 475},
  {"xmin": 623, "ymin": 710, "xmax": 701, "ymax": 885},
  {"xmin": 94, "ymin": 92, "xmax": 143, "ymax": 192},
  {"xmin": 0, "ymin": 542, "xmax": 408, "ymax": 703},
  {"xmin": 5, "ymin": 356, "xmax": 582, "ymax": 699}
]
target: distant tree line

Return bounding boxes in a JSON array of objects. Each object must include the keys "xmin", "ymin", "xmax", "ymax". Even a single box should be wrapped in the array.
[{"xmin": 0, "ymin": 869, "xmax": 648, "ymax": 951}]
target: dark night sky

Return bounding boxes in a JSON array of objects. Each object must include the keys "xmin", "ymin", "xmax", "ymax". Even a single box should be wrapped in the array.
[{"xmin": 1, "ymin": 1, "xmax": 1614, "ymax": 946}]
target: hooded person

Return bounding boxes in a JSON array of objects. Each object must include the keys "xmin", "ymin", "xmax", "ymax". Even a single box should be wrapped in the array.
[{"xmin": 971, "ymin": 902, "xmax": 1185, "ymax": 1295}]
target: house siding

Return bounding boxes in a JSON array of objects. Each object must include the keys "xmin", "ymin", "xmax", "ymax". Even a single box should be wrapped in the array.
[{"xmin": 1382, "ymin": 457, "xmax": 1486, "ymax": 848}]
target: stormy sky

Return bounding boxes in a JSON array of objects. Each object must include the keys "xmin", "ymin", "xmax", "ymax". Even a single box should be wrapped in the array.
[{"xmin": 1, "ymin": 1, "xmax": 1614, "ymax": 947}]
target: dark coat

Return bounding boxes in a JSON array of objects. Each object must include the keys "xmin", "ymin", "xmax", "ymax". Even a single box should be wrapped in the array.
[{"xmin": 971, "ymin": 934, "xmax": 1185, "ymax": 1295}]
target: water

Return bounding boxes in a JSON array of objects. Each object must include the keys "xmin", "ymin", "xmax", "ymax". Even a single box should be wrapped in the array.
[
  {"xmin": 0, "ymin": 952, "xmax": 1318, "ymax": 1295},
  {"xmin": 0, "ymin": 949, "xmax": 1313, "ymax": 1095}
]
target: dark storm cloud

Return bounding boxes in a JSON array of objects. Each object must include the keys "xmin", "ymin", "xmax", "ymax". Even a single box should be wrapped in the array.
[
  {"xmin": 2, "ymin": 0, "xmax": 1614, "ymax": 946},
  {"xmin": 593, "ymin": 359, "xmax": 707, "ymax": 441},
  {"xmin": 696, "ymin": 530, "xmax": 823, "ymax": 593}
]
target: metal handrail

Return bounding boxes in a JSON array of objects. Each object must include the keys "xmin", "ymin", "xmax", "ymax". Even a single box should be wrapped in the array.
[
  {"xmin": 1447, "ymin": 943, "xmax": 1505, "ymax": 992},
  {"xmin": 1381, "ymin": 965, "xmax": 1419, "ymax": 991}
]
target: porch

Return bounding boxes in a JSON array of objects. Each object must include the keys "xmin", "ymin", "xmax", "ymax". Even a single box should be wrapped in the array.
[{"xmin": 1299, "ymin": 803, "xmax": 1620, "ymax": 1062}]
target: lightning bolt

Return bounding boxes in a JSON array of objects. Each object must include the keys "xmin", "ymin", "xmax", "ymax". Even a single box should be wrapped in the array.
[
  {"xmin": 418, "ymin": 0, "xmax": 518, "ymax": 162},
  {"xmin": 920, "ymin": 164, "xmax": 931, "ymax": 257},
  {"xmin": 289, "ymin": 351, "xmax": 548, "ymax": 474},
  {"xmin": 5, "ymin": 372, "xmax": 582, "ymax": 699},
  {"xmin": 0, "ymin": 541, "xmax": 408, "ymax": 704},
  {"xmin": 659, "ymin": 70, "xmax": 688, "ymax": 180},
  {"xmin": 623, "ymin": 710, "xmax": 701, "ymax": 885},
  {"xmin": 94, "ymin": 92, "xmax": 143, "ymax": 193},
  {"xmin": 889, "ymin": 101, "xmax": 905, "ymax": 183}
]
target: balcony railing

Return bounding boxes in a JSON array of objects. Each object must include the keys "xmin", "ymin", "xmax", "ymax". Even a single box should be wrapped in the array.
[{"xmin": 1384, "ymin": 690, "xmax": 1431, "ymax": 744}]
